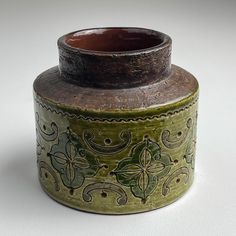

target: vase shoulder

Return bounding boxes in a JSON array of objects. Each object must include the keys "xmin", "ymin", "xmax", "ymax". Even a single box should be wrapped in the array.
[{"xmin": 33, "ymin": 64, "xmax": 198, "ymax": 115}]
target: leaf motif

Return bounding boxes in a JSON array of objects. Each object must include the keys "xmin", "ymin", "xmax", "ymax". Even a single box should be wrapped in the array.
[
  {"xmin": 140, "ymin": 148, "xmax": 152, "ymax": 167},
  {"xmin": 118, "ymin": 164, "xmax": 141, "ymax": 174},
  {"xmin": 73, "ymin": 156, "xmax": 90, "ymax": 169},
  {"xmin": 131, "ymin": 141, "xmax": 148, "ymax": 163},
  {"xmin": 119, "ymin": 171, "xmax": 141, "ymax": 182},
  {"xmin": 65, "ymin": 141, "xmax": 77, "ymax": 160},
  {"xmin": 147, "ymin": 161, "xmax": 165, "ymax": 173},
  {"xmin": 66, "ymin": 163, "xmax": 75, "ymax": 184},
  {"xmin": 146, "ymin": 139, "xmax": 161, "ymax": 159},
  {"xmin": 138, "ymin": 171, "xmax": 149, "ymax": 192},
  {"xmin": 52, "ymin": 152, "xmax": 67, "ymax": 165}
]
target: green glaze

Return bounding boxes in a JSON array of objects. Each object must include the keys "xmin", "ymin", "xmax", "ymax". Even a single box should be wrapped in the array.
[{"xmin": 34, "ymin": 90, "xmax": 198, "ymax": 214}]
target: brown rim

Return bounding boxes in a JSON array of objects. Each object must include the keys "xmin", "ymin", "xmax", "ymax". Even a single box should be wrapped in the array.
[{"xmin": 57, "ymin": 27, "xmax": 171, "ymax": 56}]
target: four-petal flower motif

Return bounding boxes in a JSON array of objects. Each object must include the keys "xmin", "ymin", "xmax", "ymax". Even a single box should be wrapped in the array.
[
  {"xmin": 48, "ymin": 130, "xmax": 100, "ymax": 189},
  {"xmin": 114, "ymin": 138, "xmax": 172, "ymax": 203}
]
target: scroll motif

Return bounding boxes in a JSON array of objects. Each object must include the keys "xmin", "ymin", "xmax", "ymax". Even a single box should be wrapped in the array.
[
  {"xmin": 35, "ymin": 112, "xmax": 58, "ymax": 141},
  {"xmin": 83, "ymin": 130, "xmax": 131, "ymax": 155},
  {"xmin": 184, "ymin": 114, "xmax": 197, "ymax": 169},
  {"xmin": 113, "ymin": 137, "xmax": 172, "ymax": 203},
  {"xmin": 162, "ymin": 167, "xmax": 189, "ymax": 196},
  {"xmin": 48, "ymin": 129, "xmax": 100, "ymax": 190},
  {"xmin": 82, "ymin": 182, "xmax": 127, "ymax": 205},
  {"xmin": 36, "ymin": 131, "xmax": 44, "ymax": 156},
  {"xmin": 184, "ymin": 140, "xmax": 196, "ymax": 169},
  {"xmin": 38, "ymin": 161, "xmax": 60, "ymax": 191},
  {"xmin": 161, "ymin": 118, "xmax": 192, "ymax": 149}
]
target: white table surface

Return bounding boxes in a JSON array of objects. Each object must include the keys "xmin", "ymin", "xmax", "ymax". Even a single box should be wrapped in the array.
[{"xmin": 0, "ymin": 0, "xmax": 235, "ymax": 235}]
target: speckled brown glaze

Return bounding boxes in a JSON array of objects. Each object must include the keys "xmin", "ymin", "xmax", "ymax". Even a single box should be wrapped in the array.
[
  {"xmin": 34, "ymin": 64, "xmax": 197, "ymax": 111},
  {"xmin": 34, "ymin": 28, "xmax": 197, "ymax": 111}
]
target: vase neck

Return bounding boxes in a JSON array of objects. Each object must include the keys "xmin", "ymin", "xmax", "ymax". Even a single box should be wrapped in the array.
[{"xmin": 57, "ymin": 28, "xmax": 172, "ymax": 89}]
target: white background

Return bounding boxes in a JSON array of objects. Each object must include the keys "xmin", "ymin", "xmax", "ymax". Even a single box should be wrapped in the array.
[{"xmin": 0, "ymin": 0, "xmax": 235, "ymax": 235}]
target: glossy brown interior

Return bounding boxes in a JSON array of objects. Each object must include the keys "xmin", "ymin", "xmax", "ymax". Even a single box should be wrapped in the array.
[{"xmin": 65, "ymin": 28, "xmax": 164, "ymax": 52}]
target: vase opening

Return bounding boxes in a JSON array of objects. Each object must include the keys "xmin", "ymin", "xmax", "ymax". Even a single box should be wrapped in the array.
[
  {"xmin": 58, "ymin": 27, "xmax": 172, "ymax": 88},
  {"xmin": 64, "ymin": 28, "xmax": 166, "ymax": 53}
]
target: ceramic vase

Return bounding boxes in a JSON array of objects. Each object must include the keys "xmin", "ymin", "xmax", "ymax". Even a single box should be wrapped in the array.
[{"xmin": 33, "ymin": 27, "xmax": 199, "ymax": 214}]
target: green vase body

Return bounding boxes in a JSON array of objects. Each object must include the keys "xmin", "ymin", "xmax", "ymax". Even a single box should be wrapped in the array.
[{"xmin": 33, "ymin": 27, "xmax": 199, "ymax": 214}]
